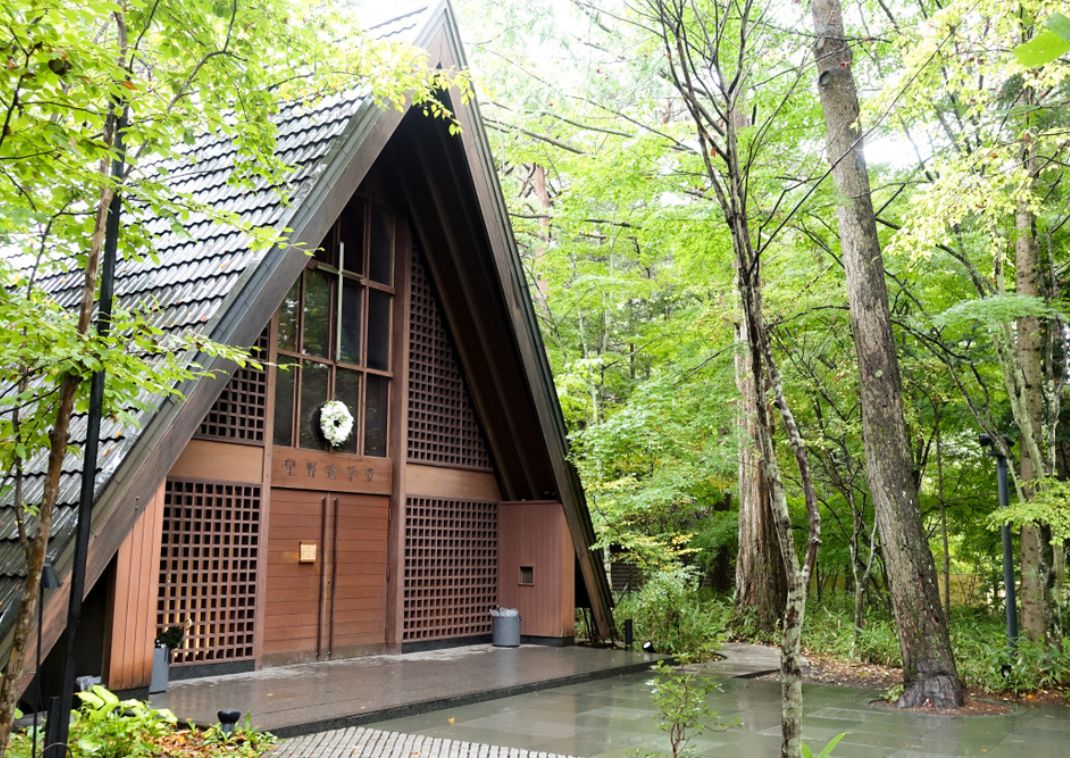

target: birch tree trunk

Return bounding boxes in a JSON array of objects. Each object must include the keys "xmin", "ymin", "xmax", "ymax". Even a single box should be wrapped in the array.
[{"xmin": 809, "ymin": 0, "xmax": 963, "ymax": 707}]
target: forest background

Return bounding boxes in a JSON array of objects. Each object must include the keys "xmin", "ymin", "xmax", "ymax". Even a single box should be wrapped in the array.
[{"xmin": 453, "ymin": 0, "xmax": 1070, "ymax": 700}]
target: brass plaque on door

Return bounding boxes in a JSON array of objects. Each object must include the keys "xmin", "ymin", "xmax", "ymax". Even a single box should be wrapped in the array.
[{"xmin": 299, "ymin": 541, "xmax": 317, "ymax": 564}]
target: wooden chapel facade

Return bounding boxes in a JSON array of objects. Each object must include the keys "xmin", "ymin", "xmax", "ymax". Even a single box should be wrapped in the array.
[{"xmin": 1, "ymin": 3, "xmax": 613, "ymax": 697}]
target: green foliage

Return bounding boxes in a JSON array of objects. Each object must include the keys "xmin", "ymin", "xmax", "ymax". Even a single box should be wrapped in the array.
[
  {"xmin": 987, "ymin": 477, "xmax": 1070, "ymax": 542},
  {"xmin": 951, "ymin": 610, "xmax": 1070, "ymax": 694},
  {"xmin": 803, "ymin": 603, "xmax": 901, "ymax": 668},
  {"xmin": 69, "ymin": 685, "xmax": 176, "ymax": 757},
  {"xmin": 1014, "ymin": 13, "xmax": 1070, "ymax": 66},
  {"xmin": 802, "ymin": 733, "xmax": 847, "ymax": 758},
  {"xmin": 648, "ymin": 660, "xmax": 722, "ymax": 758},
  {"xmin": 6, "ymin": 686, "xmax": 275, "ymax": 757},
  {"xmin": 616, "ymin": 565, "xmax": 727, "ymax": 656},
  {"xmin": 802, "ymin": 601, "xmax": 1070, "ymax": 696}
]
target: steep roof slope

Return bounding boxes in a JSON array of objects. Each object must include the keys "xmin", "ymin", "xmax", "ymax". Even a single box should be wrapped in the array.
[{"xmin": 0, "ymin": 1, "xmax": 613, "ymax": 662}]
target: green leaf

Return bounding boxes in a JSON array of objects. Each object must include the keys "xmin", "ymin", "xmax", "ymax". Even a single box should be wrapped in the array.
[
  {"xmin": 1014, "ymin": 14, "xmax": 1070, "ymax": 67},
  {"xmin": 816, "ymin": 732, "xmax": 847, "ymax": 758}
]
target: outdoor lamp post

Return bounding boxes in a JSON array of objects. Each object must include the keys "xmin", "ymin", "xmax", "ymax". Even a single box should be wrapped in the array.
[
  {"xmin": 32, "ymin": 565, "xmax": 61, "ymax": 758},
  {"xmin": 979, "ymin": 433, "xmax": 1019, "ymax": 649}
]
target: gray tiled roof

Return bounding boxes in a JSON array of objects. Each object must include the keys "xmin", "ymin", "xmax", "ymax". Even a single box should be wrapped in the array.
[{"xmin": 0, "ymin": 4, "xmax": 433, "ymax": 636}]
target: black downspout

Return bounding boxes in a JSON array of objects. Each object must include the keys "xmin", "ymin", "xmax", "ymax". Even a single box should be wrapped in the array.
[{"xmin": 44, "ymin": 108, "xmax": 127, "ymax": 758}]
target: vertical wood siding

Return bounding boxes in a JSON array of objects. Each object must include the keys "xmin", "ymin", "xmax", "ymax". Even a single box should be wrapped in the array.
[
  {"xmin": 104, "ymin": 483, "xmax": 165, "ymax": 691},
  {"xmin": 497, "ymin": 501, "xmax": 574, "ymax": 639}
]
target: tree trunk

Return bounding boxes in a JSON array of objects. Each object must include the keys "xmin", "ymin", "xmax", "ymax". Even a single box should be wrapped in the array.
[
  {"xmin": 1015, "ymin": 188, "xmax": 1053, "ymax": 641},
  {"xmin": 734, "ymin": 320, "xmax": 787, "ymax": 635},
  {"xmin": 809, "ymin": 0, "xmax": 963, "ymax": 707}
]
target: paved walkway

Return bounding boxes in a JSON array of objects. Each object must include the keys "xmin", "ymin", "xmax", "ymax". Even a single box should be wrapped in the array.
[
  {"xmin": 151, "ymin": 645, "xmax": 655, "ymax": 736},
  {"xmin": 364, "ymin": 662, "xmax": 1068, "ymax": 757},
  {"xmin": 275, "ymin": 726, "xmax": 576, "ymax": 757}
]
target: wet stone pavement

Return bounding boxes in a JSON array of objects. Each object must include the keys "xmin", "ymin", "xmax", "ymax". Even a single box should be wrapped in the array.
[
  {"xmin": 367, "ymin": 669, "xmax": 1069, "ymax": 757},
  {"xmin": 152, "ymin": 645, "xmax": 654, "ymax": 735}
]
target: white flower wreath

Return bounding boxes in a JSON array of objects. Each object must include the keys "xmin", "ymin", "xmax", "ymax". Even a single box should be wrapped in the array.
[{"xmin": 319, "ymin": 400, "xmax": 354, "ymax": 448}]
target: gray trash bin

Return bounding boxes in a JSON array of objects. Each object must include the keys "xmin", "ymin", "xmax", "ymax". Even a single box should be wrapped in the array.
[{"xmin": 491, "ymin": 609, "xmax": 521, "ymax": 647}]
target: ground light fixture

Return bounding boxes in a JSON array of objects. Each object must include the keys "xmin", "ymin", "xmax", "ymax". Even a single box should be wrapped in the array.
[
  {"xmin": 642, "ymin": 641, "xmax": 655, "ymax": 654},
  {"xmin": 218, "ymin": 709, "xmax": 242, "ymax": 737},
  {"xmin": 978, "ymin": 433, "xmax": 1020, "ymax": 649}
]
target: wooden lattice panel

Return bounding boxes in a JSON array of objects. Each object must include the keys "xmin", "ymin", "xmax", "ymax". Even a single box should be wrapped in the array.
[
  {"xmin": 408, "ymin": 250, "xmax": 493, "ymax": 470},
  {"xmin": 157, "ymin": 479, "xmax": 260, "ymax": 664},
  {"xmin": 195, "ymin": 330, "xmax": 269, "ymax": 443},
  {"xmin": 403, "ymin": 497, "xmax": 497, "ymax": 642}
]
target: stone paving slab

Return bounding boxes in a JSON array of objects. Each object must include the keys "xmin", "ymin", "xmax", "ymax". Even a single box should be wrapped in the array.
[
  {"xmin": 151, "ymin": 645, "xmax": 656, "ymax": 736},
  {"xmin": 275, "ymin": 726, "xmax": 579, "ymax": 758},
  {"xmin": 686, "ymin": 642, "xmax": 783, "ymax": 678}
]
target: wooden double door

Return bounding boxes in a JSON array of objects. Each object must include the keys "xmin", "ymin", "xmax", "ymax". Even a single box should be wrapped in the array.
[{"xmin": 263, "ymin": 488, "xmax": 389, "ymax": 664}]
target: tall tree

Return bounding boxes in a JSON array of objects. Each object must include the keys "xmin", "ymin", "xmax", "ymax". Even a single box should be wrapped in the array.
[
  {"xmin": 808, "ymin": 0, "xmax": 963, "ymax": 706},
  {"xmin": 640, "ymin": 1, "xmax": 822, "ymax": 753},
  {"xmin": 734, "ymin": 319, "xmax": 787, "ymax": 634}
]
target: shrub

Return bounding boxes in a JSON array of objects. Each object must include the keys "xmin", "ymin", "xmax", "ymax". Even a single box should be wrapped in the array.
[
  {"xmin": 616, "ymin": 564, "xmax": 727, "ymax": 656},
  {"xmin": 7, "ymin": 686, "xmax": 275, "ymax": 757},
  {"xmin": 649, "ymin": 659, "xmax": 722, "ymax": 758},
  {"xmin": 800, "ymin": 599, "xmax": 1070, "ymax": 696}
]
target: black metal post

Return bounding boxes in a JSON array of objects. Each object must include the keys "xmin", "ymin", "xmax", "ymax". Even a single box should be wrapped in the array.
[
  {"xmin": 33, "ymin": 566, "xmax": 60, "ymax": 758},
  {"xmin": 995, "ymin": 453, "xmax": 1020, "ymax": 648},
  {"xmin": 44, "ymin": 110, "xmax": 126, "ymax": 758}
]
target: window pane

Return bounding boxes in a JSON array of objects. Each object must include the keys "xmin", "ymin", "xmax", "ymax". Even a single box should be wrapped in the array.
[
  {"xmin": 272, "ymin": 363, "xmax": 296, "ymax": 446},
  {"xmin": 334, "ymin": 369, "xmax": 360, "ymax": 454},
  {"xmin": 277, "ymin": 280, "xmax": 300, "ymax": 352},
  {"xmin": 313, "ymin": 231, "xmax": 336, "ymax": 266},
  {"xmin": 364, "ymin": 374, "xmax": 389, "ymax": 457},
  {"xmin": 341, "ymin": 201, "xmax": 364, "ymax": 274},
  {"xmin": 338, "ymin": 279, "xmax": 362, "ymax": 364},
  {"xmin": 369, "ymin": 206, "xmax": 393, "ymax": 285},
  {"xmin": 367, "ymin": 290, "xmax": 391, "ymax": 371},
  {"xmin": 303, "ymin": 272, "xmax": 332, "ymax": 358},
  {"xmin": 299, "ymin": 360, "xmax": 329, "ymax": 449}
]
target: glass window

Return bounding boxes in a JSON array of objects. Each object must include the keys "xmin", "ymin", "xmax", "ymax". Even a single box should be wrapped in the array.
[
  {"xmin": 277, "ymin": 281, "xmax": 300, "ymax": 352},
  {"xmin": 313, "ymin": 229, "xmax": 337, "ymax": 266},
  {"xmin": 299, "ymin": 360, "xmax": 329, "ymax": 449},
  {"xmin": 367, "ymin": 289, "xmax": 391, "ymax": 371},
  {"xmin": 272, "ymin": 363, "xmax": 295, "ymax": 446},
  {"xmin": 369, "ymin": 206, "xmax": 393, "ymax": 285},
  {"xmin": 364, "ymin": 374, "xmax": 389, "ymax": 457},
  {"xmin": 334, "ymin": 369, "xmax": 361, "ymax": 454},
  {"xmin": 339, "ymin": 279, "xmax": 362, "ymax": 365},
  {"xmin": 341, "ymin": 202, "xmax": 364, "ymax": 274},
  {"xmin": 302, "ymin": 272, "xmax": 331, "ymax": 358},
  {"xmin": 275, "ymin": 204, "xmax": 396, "ymax": 456}
]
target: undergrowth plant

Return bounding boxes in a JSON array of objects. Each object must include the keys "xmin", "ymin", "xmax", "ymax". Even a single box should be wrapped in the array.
[
  {"xmin": 616, "ymin": 564, "xmax": 727, "ymax": 657},
  {"xmin": 5, "ymin": 686, "xmax": 275, "ymax": 757}
]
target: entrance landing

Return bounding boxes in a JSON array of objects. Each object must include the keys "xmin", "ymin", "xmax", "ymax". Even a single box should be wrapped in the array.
[{"xmin": 150, "ymin": 645, "xmax": 655, "ymax": 737}]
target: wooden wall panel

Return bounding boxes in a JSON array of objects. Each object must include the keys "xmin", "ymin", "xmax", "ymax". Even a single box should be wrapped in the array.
[
  {"xmin": 497, "ymin": 501, "xmax": 574, "ymax": 639},
  {"xmin": 405, "ymin": 464, "xmax": 501, "ymax": 502},
  {"xmin": 169, "ymin": 439, "xmax": 263, "ymax": 483},
  {"xmin": 104, "ymin": 483, "xmax": 165, "ymax": 691},
  {"xmin": 271, "ymin": 448, "xmax": 392, "ymax": 495}
]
